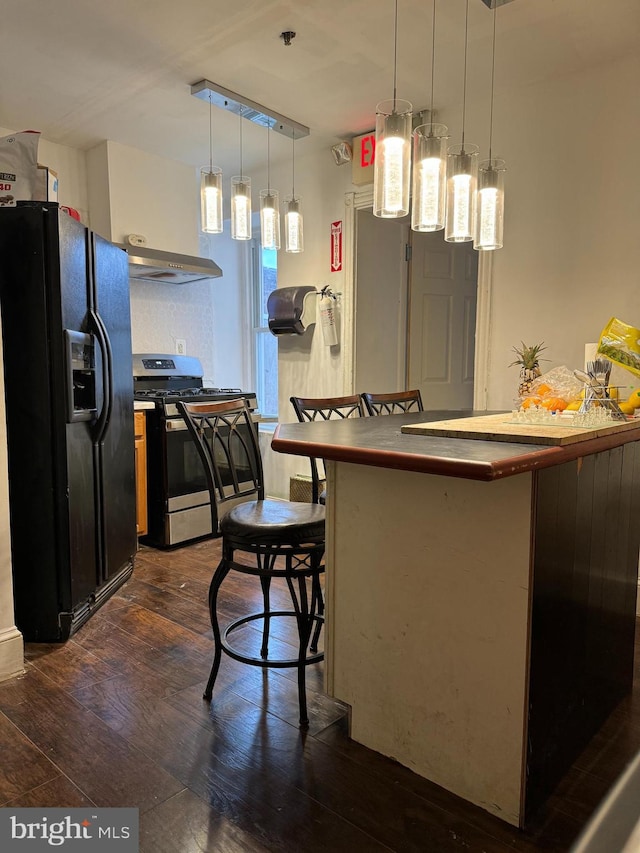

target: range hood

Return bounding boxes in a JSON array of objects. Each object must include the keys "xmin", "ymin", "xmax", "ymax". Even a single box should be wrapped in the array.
[{"xmin": 117, "ymin": 244, "xmax": 223, "ymax": 284}]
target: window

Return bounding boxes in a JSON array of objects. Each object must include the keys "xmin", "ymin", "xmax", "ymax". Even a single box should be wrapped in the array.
[{"xmin": 251, "ymin": 240, "xmax": 279, "ymax": 418}]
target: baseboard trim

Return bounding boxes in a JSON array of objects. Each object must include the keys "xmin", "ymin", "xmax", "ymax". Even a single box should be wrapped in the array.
[{"xmin": 0, "ymin": 626, "xmax": 24, "ymax": 682}]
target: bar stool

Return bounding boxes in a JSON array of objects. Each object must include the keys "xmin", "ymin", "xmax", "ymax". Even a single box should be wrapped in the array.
[
  {"xmin": 290, "ymin": 394, "xmax": 364, "ymax": 504},
  {"xmin": 361, "ymin": 389, "xmax": 424, "ymax": 416},
  {"xmin": 178, "ymin": 398, "xmax": 325, "ymax": 727}
]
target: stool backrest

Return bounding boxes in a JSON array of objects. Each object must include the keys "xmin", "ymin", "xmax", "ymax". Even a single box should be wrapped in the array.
[
  {"xmin": 361, "ymin": 389, "xmax": 424, "ymax": 416},
  {"xmin": 290, "ymin": 395, "xmax": 363, "ymax": 503},
  {"xmin": 178, "ymin": 399, "xmax": 264, "ymax": 529},
  {"xmin": 291, "ymin": 395, "xmax": 363, "ymax": 422}
]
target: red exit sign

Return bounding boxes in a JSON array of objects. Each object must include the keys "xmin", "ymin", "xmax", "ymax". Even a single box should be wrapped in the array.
[{"xmin": 351, "ymin": 131, "xmax": 376, "ymax": 186}]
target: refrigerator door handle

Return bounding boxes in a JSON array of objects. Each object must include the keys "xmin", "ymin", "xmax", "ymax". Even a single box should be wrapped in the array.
[{"xmin": 90, "ymin": 309, "xmax": 113, "ymax": 443}]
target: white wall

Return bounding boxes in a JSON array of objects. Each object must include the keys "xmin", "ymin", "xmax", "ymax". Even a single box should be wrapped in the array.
[
  {"xmin": 460, "ymin": 53, "xmax": 640, "ymax": 410},
  {"xmin": 86, "ymin": 140, "xmax": 245, "ymax": 382},
  {"xmin": 246, "ymin": 146, "xmax": 355, "ymax": 498},
  {"xmin": 0, "ymin": 314, "xmax": 23, "ymax": 681},
  {"xmin": 86, "ymin": 140, "xmax": 200, "ymax": 254},
  {"xmin": 200, "ymin": 228, "xmax": 252, "ymax": 391}
]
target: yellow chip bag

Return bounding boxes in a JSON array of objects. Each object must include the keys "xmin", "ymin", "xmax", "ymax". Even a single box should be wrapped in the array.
[{"xmin": 597, "ymin": 317, "xmax": 640, "ymax": 378}]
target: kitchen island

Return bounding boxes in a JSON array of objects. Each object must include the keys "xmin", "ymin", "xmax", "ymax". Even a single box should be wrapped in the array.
[{"xmin": 272, "ymin": 410, "xmax": 640, "ymax": 827}]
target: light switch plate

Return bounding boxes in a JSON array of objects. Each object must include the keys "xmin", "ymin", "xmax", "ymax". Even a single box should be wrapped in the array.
[{"xmin": 175, "ymin": 339, "xmax": 186, "ymax": 355}]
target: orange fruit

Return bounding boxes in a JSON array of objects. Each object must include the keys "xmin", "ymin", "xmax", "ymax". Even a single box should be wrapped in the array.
[
  {"xmin": 521, "ymin": 396, "xmax": 541, "ymax": 409},
  {"xmin": 536, "ymin": 383, "xmax": 552, "ymax": 396},
  {"xmin": 540, "ymin": 397, "xmax": 567, "ymax": 412}
]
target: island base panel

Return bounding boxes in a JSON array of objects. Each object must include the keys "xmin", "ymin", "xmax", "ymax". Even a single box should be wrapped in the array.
[{"xmin": 327, "ymin": 462, "xmax": 533, "ymax": 827}]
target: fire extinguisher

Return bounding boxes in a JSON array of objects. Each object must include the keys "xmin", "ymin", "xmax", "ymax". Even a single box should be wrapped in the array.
[{"xmin": 319, "ymin": 287, "xmax": 339, "ymax": 346}]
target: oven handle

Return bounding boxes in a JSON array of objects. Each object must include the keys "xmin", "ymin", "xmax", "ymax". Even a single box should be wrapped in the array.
[
  {"xmin": 165, "ymin": 414, "xmax": 259, "ymax": 431},
  {"xmin": 166, "ymin": 419, "xmax": 189, "ymax": 431}
]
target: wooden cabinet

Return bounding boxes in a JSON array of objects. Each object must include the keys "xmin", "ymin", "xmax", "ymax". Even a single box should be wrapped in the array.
[{"xmin": 134, "ymin": 411, "xmax": 148, "ymax": 536}]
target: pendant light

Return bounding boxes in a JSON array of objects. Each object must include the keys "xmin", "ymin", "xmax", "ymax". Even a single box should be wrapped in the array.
[
  {"xmin": 445, "ymin": 0, "xmax": 478, "ymax": 243},
  {"xmin": 411, "ymin": 0, "xmax": 449, "ymax": 232},
  {"xmin": 200, "ymin": 92, "xmax": 223, "ymax": 234},
  {"xmin": 474, "ymin": 3, "xmax": 506, "ymax": 251},
  {"xmin": 373, "ymin": 0, "xmax": 412, "ymax": 219},
  {"xmin": 284, "ymin": 132, "xmax": 303, "ymax": 253},
  {"xmin": 231, "ymin": 108, "xmax": 251, "ymax": 241},
  {"xmin": 260, "ymin": 123, "xmax": 280, "ymax": 250}
]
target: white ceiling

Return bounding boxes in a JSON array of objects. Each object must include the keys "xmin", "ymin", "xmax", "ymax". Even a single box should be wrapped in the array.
[{"xmin": 2, "ymin": 0, "xmax": 638, "ymax": 176}]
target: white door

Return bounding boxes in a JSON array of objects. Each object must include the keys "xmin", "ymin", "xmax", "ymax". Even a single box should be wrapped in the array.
[
  {"xmin": 355, "ymin": 209, "xmax": 408, "ymax": 393},
  {"xmin": 408, "ymin": 232, "xmax": 478, "ymax": 410}
]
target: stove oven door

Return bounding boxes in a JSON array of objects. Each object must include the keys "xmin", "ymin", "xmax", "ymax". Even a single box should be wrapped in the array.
[{"xmin": 160, "ymin": 416, "xmax": 257, "ymax": 546}]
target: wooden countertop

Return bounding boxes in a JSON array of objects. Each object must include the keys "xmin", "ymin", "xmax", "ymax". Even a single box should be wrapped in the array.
[{"xmin": 272, "ymin": 410, "xmax": 640, "ymax": 481}]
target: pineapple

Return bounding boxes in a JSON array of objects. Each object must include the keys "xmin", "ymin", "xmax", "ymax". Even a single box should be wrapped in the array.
[{"xmin": 509, "ymin": 342, "xmax": 548, "ymax": 397}]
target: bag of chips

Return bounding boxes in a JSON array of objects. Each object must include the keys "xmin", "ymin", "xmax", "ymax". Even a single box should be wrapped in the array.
[
  {"xmin": 0, "ymin": 131, "xmax": 41, "ymax": 207},
  {"xmin": 597, "ymin": 317, "xmax": 640, "ymax": 378}
]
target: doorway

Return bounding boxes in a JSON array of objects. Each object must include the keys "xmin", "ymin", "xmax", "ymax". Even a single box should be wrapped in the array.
[
  {"xmin": 407, "ymin": 230, "xmax": 478, "ymax": 410},
  {"xmin": 353, "ymin": 204, "xmax": 480, "ymax": 411}
]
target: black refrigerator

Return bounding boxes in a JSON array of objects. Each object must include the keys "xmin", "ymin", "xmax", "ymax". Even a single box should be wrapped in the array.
[{"xmin": 0, "ymin": 202, "xmax": 136, "ymax": 641}]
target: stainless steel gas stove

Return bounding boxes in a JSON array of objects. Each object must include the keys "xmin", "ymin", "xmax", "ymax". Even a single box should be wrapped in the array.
[{"xmin": 133, "ymin": 353, "xmax": 258, "ymax": 547}]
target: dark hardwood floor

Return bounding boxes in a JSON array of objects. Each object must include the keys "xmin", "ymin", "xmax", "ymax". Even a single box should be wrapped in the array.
[{"xmin": 1, "ymin": 538, "xmax": 638, "ymax": 852}]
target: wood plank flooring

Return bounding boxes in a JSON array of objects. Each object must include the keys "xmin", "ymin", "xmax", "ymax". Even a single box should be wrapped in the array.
[{"xmin": 0, "ymin": 538, "xmax": 638, "ymax": 851}]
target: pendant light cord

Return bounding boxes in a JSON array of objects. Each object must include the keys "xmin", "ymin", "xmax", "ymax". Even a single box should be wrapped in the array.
[
  {"xmin": 267, "ymin": 123, "xmax": 271, "ymax": 193},
  {"xmin": 392, "ymin": 0, "xmax": 398, "ymax": 110},
  {"xmin": 488, "ymin": 4, "xmax": 497, "ymax": 165},
  {"xmin": 291, "ymin": 132, "xmax": 296, "ymax": 200},
  {"xmin": 239, "ymin": 109, "xmax": 243, "ymax": 178},
  {"xmin": 429, "ymin": 0, "xmax": 436, "ymax": 133},
  {"xmin": 208, "ymin": 93, "xmax": 213, "ymax": 171},
  {"xmin": 461, "ymin": 0, "xmax": 469, "ymax": 150}
]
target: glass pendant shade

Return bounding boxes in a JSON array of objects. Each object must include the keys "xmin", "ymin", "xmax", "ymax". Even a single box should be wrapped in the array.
[
  {"xmin": 474, "ymin": 159, "xmax": 505, "ymax": 251},
  {"xmin": 373, "ymin": 99, "xmax": 412, "ymax": 218},
  {"xmin": 260, "ymin": 189, "xmax": 281, "ymax": 250},
  {"xmin": 284, "ymin": 197, "xmax": 304, "ymax": 253},
  {"xmin": 231, "ymin": 177, "xmax": 252, "ymax": 241},
  {"xmin": 445, "ymin": 144, "xmax": 479, "ymax": 243},
  {"xmin": 200, "ymin": 167, "xmax": 223, "ymax": 234},
  {"xmin": 411, "ymin": 123, "xmax": 449, "ymax": 232}
]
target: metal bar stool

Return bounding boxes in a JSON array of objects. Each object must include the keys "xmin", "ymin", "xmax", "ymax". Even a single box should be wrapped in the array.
[
  {"xmin": 178, "ymin": 398, "xmax": 326, "ymax": 727},
  {"xmin": 361, "ymin": 389, "xmax": 424, "ymax": 416},
  {"xmin": 290, "ymin": 394, "xmax": 363, "ymax": 654}
]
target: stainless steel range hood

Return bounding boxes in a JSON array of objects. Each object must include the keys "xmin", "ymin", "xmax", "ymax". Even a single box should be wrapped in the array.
[{"xmin": 117, "ymin": 244, "xmax": 223, "ymax": 284}]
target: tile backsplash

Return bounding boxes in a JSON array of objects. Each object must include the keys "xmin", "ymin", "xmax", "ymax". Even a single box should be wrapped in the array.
[{"xmin": 129, "ymin": 279, "xmax": 215, "ymax": 382}]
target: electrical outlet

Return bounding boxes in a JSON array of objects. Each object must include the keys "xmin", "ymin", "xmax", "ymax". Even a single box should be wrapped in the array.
[{"xmin": 175, "ymin": 339, "xmax": 186, "ymax": 356}]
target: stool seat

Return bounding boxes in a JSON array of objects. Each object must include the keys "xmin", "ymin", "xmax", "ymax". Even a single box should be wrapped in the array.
[{"xmin": 221, "ymin": 499, "xmax": 325, "ymax": 543}]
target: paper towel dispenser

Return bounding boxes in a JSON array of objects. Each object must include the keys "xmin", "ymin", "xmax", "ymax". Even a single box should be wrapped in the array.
[{"xmin": 267, "ymin": 286, "xmax": 318, "ymax": 335}]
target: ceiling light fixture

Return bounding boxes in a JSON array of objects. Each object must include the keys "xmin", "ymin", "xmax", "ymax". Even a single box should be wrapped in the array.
[
  {"xmin": 474, "ymin": 3, "xmax": 506, "ymax": 251},
  {"xmin": 445, "ymin": 0, "xmax": 479, "ymax": 243},
  {"xmin": 411, "ymin": 0, "xmax": 449, "ymax": 232},
  {"xmin": 260, "ymin": 123, "xmax": 280, "ymax": 250},
  {"xmin": 191, "ymin": 80, "xmax": 309, "ymax": 140},
  {"xmin": 373, "ymin": 0, "xmax": 412, "ymax": 219},
  {"xmin": 285, "ymin": 132, "xmax": 303, "ymax": 253},
  {"xmin": 200, "ymin": 92, "xmax": 223, "ymax": 234},
  {"xmin": 280, "ymin": 30, "xmax": 296, "ymax": 47},
  {"xmin": 231, "ymin": 109, "xmax": 251, "ymax": 241}
]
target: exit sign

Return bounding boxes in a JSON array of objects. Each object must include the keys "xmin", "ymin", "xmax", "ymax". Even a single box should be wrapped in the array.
[{"xmin": 351, "ymin": 131, "xmax": 376, "ymax": 186}]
